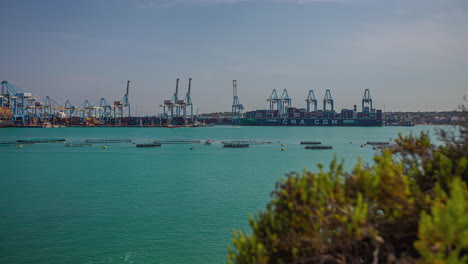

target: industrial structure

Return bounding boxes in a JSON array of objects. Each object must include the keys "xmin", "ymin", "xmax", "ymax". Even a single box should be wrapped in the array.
[
  {"xmin": 0, "ymin": 81, "xmax": 37, "ymax": 125},
  {"xmin": 242, "ymin": 89, "xmax": 382, "ymax": 126},
  {"xmin": 305, "ymin": 90, "xmax": 318, "ymax": 112},
  {"xmin": 267, "ymin": 89, "xmax": 279, "ymax": 111},
  {"xmin": 0, "ymin": 80, "xmax": 133, "ymax": 127},
  {"xmin": 1, "ymin": 78, "xmax": 389, "ymax": 127},
  {"xmin": 278, "ymin": 89, "xmax": 291, "ymax": 116},
  {"xmin": 323, "ymin": 89, "xmax": 334, "ymax": 112},
  {"xmin": 159, "ymin": 78, "xmax": 195, "ymax": 125},
  {"xmin": 231, "ymin": 80, "xmax": 244, "ymax": 125}
]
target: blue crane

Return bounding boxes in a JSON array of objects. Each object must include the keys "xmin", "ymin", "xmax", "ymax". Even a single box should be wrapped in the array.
[
  {"xmin": 305, "ymin": 90, "xmax": 318, "ymax": 112},
  {"xmin": 41, "ymin": 96, "xmax": 65, "ymax": 121},
  {"xmin": 362, "ymin": 89, "xmax": 372, "ymax": 112},
  {"xmin": 183, "ymin": 78, "xmax": 194, "ymax": 123},
  {"xmin": 160, "ymin": 79, "xmax": 180, "ymax": 119},
  {"xmin": 1, "ymin": 81, "xmax": 36, "ymax": 125},
  {"xmin": 172, "ymin": 78, "xmax": 180, "ymax": 117},
  {"xmin": 278, "ymin": 89, "xmax": 291, "ymax": 116},
  {"xmin": 121, "ymin": 80, "xmax": 131, "ymax": 117},
  {"xmin": 323, "ymin": 90, "xmax": 334, "ymax": 112},
  {"xmin": 231, "ymin": 80, "xmax": 244, "ymax": 125},
  {"xmin": 63, "ymin": 100, "xmax": 76, "ymax": 118},
  {"xmin": 266, "ymin": 89, "xmax": 279, "ymax": 111}
]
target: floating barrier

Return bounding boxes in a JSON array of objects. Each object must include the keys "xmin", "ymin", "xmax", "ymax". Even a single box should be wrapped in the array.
[
  {"xmin": 0, "ymin": 141, "xmax": 20, "ymax": 146},
  {"xmin": 17, "ymin": 138, "xmax": 66, "ymax": 143},
  {"xmin": 85, "ymin": 139, "xmax": 132, "ymax": 143},
  {"xmin": 223, "ymin": 143, "xmax": 249, "ymax": 148},
  {"xmin": 153, "ymin": 139, "xmax": 201, "ymax": 144},
  {"xmin": 300, "ymin": 141, "xmax": 322, "ymax": 145},
  {"xmin": 366, "ymin": 141, "xmax": 389, "ymax": 145},
  {"xmin": 221, "ymin": 140, "xmax": 270, "ymax": 145},
  {"xmin": 136, "ymin": 143, "xmax": 162, "ymax": 148},
  {"xmin": 65, "ymin": 143, "xmax": 92, "ymax": 147},
  {"xmin": 305, "ymin": 145, "xmax": 332, "ymax": 150}
]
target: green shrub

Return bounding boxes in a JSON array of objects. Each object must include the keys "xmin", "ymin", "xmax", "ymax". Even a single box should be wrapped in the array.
[{"xmin": 228, "ymin": 111, "xmax": 467, "ymax": 264}]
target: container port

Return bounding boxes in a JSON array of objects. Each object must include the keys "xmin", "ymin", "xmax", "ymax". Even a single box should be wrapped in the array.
[
  {"xmin": 241, "ymin": 89, "xmax": 383, "ymax": 126},
  {"xmin": 2, "ymin": 79, "xmax": 459, "ymax": 127}
]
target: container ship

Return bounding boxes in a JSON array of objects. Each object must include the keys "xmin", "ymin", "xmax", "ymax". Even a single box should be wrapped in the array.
[{"xmin": 239, "ymin": 89, "xmax": 382, "ymax": 126}]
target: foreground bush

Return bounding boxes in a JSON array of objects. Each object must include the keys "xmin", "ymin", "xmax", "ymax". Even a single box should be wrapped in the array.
[{"xmin": 228, "ymin": 112, "xmax": 467, "ymax": 264}]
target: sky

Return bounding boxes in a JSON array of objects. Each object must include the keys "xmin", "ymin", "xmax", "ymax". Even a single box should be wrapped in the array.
[{"xmin": 0, "ymin": 0, "xmax": 467, "ymax": 115}]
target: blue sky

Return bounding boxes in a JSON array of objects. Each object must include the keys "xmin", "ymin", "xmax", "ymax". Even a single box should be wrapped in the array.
[{"xmin": 1, "ymin": 0, "xmax": 467, "ymax": 115}]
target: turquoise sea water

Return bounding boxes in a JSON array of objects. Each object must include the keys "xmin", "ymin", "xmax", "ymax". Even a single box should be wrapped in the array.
[{"xmin": 0, "ymin": 126, "xmax": 444, "ymax": 263}]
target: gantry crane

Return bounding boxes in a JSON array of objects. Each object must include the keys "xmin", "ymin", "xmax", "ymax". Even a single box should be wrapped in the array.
[
  {"xmin": 114, "ymin": 80, "xmax": 131, "ymax": 123},
  {"xmin": 323, "ymin": 89, "xmax": 334, "ymax": 111},
  {"xmin": 278, "ymin": 89, "xmax": 291, "ymax": 116},
  {"xmin": 0, "ymin": 81, "xmax": 36, "ymax": 125},
  {"xmin": 63, "ymin": 100, "xmax": 76, "ymax": 118},
  {"xmin": 306, "ymin": 90, "xmax": 318, "ymax": 112},
  {"xmin": 362, "ymin": 89, "xmax": 372, "ymax": 112},
  {"xmin": 231, "ymin": 80, "xmax": 244, "ymax": 125},
  {"xmin": 267, "ymin": 89, "xmax": 279, "ymax": 111},
  {"xmin": 160, "ymin": 78, "xmax": 181, "ymax": 118},
  {"xmin": 182, "ymin": 78, "xmax": 193, "ymax": 123}
]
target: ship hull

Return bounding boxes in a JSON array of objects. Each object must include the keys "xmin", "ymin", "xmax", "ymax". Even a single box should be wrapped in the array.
[{"xmin": 240, "ymin": 118, "xmax": 382, "ymax": 126}]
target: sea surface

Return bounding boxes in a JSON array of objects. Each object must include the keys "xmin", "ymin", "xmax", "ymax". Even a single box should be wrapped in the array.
[{"xmin": 0, "ymin": 126, "xmax": 446, "ymax": 264}]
